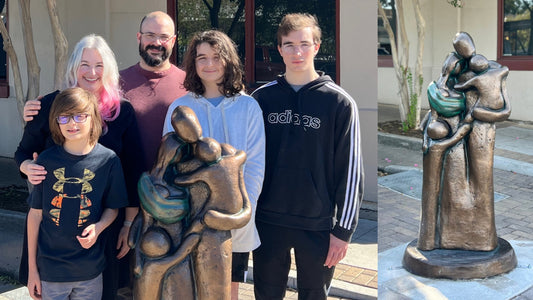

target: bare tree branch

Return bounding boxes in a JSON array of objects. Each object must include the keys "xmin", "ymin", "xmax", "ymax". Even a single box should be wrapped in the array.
[
  {"xmin": 0, "ymin": 17, "xmax": 24, "ymax": 121},
  {"xmin": 378, "ymin": 1, "xmax": 408, "ymax": 123},
  {"xmin": 413, "ymin": 0, "xmax": 425, "ymax": 127},
  {"xmin": 46, "ymin": 0, "xmax": 68, "ymax": 90},
  {"xmin": 228, "ymin": 0, "xmax": 245, "ymax": 37},
  {"xmin": 18, "ymin": 0, "xmax": 40, "ymax": 100},
  {"xmin": 378, "ymin": 0, "xmax": 426, "ymax": 127}
]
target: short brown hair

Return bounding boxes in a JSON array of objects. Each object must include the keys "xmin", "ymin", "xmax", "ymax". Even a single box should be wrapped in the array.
[
  {"xmin": 277, "ymin": 13, "xmax": 322, "ymax": 46},
  {"xmin": 49, "ymin": 87, "xmax": 102, "ymax": 145},
  {"xmin": 183, "ymin": 30, "xmax": 244, "ymax": 97}
]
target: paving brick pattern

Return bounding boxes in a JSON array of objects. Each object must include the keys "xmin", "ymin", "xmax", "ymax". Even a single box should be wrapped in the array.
[
  {"xmin": 334, "ymin": 263, "xmax": 378, "ymax": 289},
  {"xmin": 118, "ymin": 281, "xmax": 358, "ymax": 300},
  {"xmin": 495, "ymin": 148, "xmax": 533, "ymax": 164},
  {"xmin": 283, "ymin": 252, "xmax": 378, "ymax": 290},
  {"xmin": 379, "ymin": 148, "xmax": 533, "ymax": 253},
  {"xmin": 236, "ymin": 282, "xmax": 352, "ymax": 300},
  {"xmin": 115, "ymin": 255, "xmax": 376, "ymax": 300}
]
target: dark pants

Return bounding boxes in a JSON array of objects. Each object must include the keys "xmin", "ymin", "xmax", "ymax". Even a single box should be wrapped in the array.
[{"xmin": 253, "ymin": 221, "xmax": 334, "ymax": 300}]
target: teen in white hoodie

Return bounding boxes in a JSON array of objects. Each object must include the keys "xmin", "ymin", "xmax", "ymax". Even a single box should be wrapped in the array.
[{"xmin": 163, "ymin": 30, "xmax": 265, "ymax": 300}]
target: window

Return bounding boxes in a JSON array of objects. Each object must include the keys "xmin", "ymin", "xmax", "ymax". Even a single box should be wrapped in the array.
[
  {"xmin": 253, "ymin": 0, "xmax": 337, "ymax": 84},
  {"xmin": 498, "ymin": 0, "xmax": 533, "ymax": 70},
  {"xmin": 170, "ymin": 0, "xmax": 339, "ymax": 88},
  {"xmin": 174, "ymin": 0, "xmax": 246, "ymax": 67}
]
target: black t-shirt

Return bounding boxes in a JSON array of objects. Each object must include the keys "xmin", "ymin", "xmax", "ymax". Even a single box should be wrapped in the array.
[
  {"xmin": 15, "ymin": 90, "xmax": 145, "ymax": 208},
  {"xmin": 29, "ymin": 144, "xmax": 128, "ymax": 282}
]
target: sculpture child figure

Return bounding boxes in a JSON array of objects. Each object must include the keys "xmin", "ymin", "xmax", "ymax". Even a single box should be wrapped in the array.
[
  {"xmin": 176, "ymin": 137, "xmax": 251, "ymax": 234},
  {"xmin": 455, "ymin": 54, "xmax": 511, "ymax": 122},
  {"xmin": 418, "ymin": 100, "xmax": 472, "ymax": 251}
]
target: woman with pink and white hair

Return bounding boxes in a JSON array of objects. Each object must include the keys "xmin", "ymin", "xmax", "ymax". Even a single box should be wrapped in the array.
[{"xmin": 15, "ymin": 34, "xmax": 144, "ymax": 300}]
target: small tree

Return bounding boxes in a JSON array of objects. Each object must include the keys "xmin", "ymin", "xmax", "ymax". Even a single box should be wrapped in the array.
[
  {"xmin": 379, "ymin": 0, "xmax": 464, "ymax": 130},
  {"xmin": 378, "ymin": 0, "xmax": 425, "ymax": 130},
  {"xmin": 0, "ymin": 0, "xmax": 67, "ymax": 124}
]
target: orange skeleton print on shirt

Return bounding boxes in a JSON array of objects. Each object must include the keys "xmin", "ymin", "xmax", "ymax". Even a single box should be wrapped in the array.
[{"xmin": 49, "ymin": 167, "xmax": 95, "ymax": 226}]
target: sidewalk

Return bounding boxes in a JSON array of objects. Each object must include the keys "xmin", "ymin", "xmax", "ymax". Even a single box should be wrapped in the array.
[
  {"xmin": 378, "ymin": 103, "xmax": 533, "ymax": 299},
  {"xmin": 0, "ymin": 156, "xmax": 377, "ymax": 300}
]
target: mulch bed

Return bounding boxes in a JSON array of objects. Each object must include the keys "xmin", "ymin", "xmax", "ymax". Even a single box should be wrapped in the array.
[
  {"xmin": 0, "ymin": 185, "xmax": 29, "ymax": 213},
  {"xmin": 378, "ymin": 120, "xmax": 424, "ymax": 139}
]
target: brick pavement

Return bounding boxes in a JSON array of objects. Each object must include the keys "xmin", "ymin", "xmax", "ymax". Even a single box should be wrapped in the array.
[
  {"xmin": 378, "ymin": 146, "xmax": 533, "ymax": 252},
  {"xmin": 379, "ymin": 171, "xmax": 533, "ymax": 252},
  {"xmin": 281, "ymin": 252, "xmax": 378, "ymax": 291},
  {"xmin": 237, "ymin": 282, "xmax": 351, "ymax": 300},
  {"xmin": 114, "ymin": 256, "xmax": 377, "ymax": 300}
]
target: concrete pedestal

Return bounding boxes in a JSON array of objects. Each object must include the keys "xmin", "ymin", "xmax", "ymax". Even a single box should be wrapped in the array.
[{"xmin": 402, "ymin": 238, "xmax": 517, "ymax": 279}]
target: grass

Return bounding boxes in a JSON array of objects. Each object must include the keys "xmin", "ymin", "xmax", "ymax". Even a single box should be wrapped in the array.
[{"xmin": 0, "ymin": 275, "xmax": 20, "ymax": 286}]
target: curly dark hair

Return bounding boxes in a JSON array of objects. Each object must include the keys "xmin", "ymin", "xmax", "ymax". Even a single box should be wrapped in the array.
[{"xmin": 182, "ymin": 30, "xmax": 244, "ymax": 97}]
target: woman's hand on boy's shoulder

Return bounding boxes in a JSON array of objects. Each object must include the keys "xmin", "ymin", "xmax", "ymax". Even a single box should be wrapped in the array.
[
  {"xmin": 23, "ymin": 97, "xmax": 43, "ymax": 122},
  {"xmin": 20, "ymin": 153, "xmax": 47, "ymax": 185}
]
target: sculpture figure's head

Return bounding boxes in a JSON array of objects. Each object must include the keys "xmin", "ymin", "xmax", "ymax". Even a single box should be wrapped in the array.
[
  {"xmin": 171, "ymin": 106, "xmax": 203, "ymax": 143},
  {"xmin": 469, "ymin": 54, "xmax": 490, "ymax": 74},
  {"xmin": 195, "ymin": 137, "xmax": 222, "ymax": 164},
  {"xmin": 427, "ymin": 119, "xmax": 451, "ymax": 140},
  {"xmin": 453, "ymin": 32, "xmax": 476, "ymax": 59}
]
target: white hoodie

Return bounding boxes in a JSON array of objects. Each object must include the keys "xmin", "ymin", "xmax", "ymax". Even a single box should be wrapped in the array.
[{"xmin": 163, "ymin": 92, "xmax": 265, "ymax": 252}]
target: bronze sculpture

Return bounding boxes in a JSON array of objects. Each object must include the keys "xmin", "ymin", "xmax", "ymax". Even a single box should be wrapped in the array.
[
  {"xmin": 128, "ymin": 106, "xmax": 251, "ymax": 299},
  {"xmin": 403, "ymin": 32, "xmax": 516, "ymax": 279}
]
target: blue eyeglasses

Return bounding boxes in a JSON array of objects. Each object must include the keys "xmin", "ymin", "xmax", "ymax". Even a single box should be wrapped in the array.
[{"xmin": 56, "ymin": 114, "xmax": 90, "ymax": 125}]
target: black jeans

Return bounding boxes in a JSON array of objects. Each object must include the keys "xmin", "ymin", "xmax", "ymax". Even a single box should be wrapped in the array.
[{"xmin": 252, "ymin": 221, "xmax": 334, "ymax": 300}]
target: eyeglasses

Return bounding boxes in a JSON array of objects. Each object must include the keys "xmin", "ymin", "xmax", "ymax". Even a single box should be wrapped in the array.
[
  {"xmin": 281, "ymin": 43, "xmax": 315, "ymax": 53},
  {"xmin": 57, "ymin": 114, "xmax": 90, "ymax": 125},
  {"xmin": 140, "ymin": 32, "xmax": 175, "ymax": 44}
]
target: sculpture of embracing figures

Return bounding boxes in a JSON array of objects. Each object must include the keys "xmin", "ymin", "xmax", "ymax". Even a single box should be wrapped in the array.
[
  {"xmin": 128, "ymin": 106, "xmax": 252, "ymax": 299},
  {"xmin": 403, "ymin": 32, "xmax": 517, "ymax": 279}
]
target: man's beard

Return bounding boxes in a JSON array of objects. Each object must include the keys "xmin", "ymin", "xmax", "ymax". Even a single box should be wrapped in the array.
[{"xmin": 139, "ymin": 44, "xmax": 169, "ymax": 67}]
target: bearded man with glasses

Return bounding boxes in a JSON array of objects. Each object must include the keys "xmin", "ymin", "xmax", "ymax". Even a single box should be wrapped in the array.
[{"xmin": 120, "ymin": 11, "xmax": 187, "ymax": 172}]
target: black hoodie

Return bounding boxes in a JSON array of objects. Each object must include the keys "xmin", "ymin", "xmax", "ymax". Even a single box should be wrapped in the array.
[{"xmin": 252, "ymin": 74, "xmax": 364, "ymax": 242}]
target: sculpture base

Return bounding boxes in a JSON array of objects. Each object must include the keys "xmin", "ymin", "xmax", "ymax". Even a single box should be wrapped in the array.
[{"xmin": 402, "ymin": 238, "xmax": 517, "ymax": 279}]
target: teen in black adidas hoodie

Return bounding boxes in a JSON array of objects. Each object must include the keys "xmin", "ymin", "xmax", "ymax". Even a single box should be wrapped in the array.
[{"xmin": 251, "ymin": 13, "xmax": 364, "ymax": 300}]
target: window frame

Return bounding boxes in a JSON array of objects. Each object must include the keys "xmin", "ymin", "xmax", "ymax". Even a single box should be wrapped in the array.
[
  {"xmin": 168, "ymin": 0, "xmax": 340, "ymax": 86},
  {"xmin": 497, "ymin": 0, "xmax": 533, "ymax": 70},
  {"xmin": 0, "ymin": 0, "xmax": 9, "ymax": 98}
]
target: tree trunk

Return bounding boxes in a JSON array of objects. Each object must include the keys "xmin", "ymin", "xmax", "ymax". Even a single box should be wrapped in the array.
[
  {"xmin": 379, "ymin": 0, "xmax": 426, "ymax": 128},
  {"xmin": 378, "ymin": 0, "xmax": 409, "ymax": 123},
  {"xmin": 413, "ymin": 0, "xmax": 425, "ymax": 128},
  {"xmin": 0, "ymin": 19, "xmax": 24, "ymax": 123},
  {"xmin": 46, "ymin": 0, "xmax": 68, "ymax": 90},
  {"xmin": 18, "ymin": 0, "xmax": 40, "ymax": 100},
  {"xmin": 227, "ymin": 0, "xmax": 245, "ymax": 37},
  {"xmin": 396, "ymin": 0, "xmax": 410, "ymax": 124}
]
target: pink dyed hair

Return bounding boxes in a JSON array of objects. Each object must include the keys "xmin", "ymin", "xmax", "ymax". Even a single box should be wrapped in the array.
[{"xmin": 63, "ymin": 34, "xmax": 121, "ymax": 132}]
